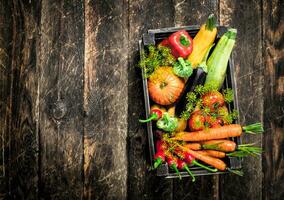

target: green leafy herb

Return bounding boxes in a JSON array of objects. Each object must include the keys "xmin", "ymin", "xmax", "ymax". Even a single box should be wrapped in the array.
[
  {"xmin": 139, "ymin": 45, "xmax": 175, "ymax": 77},
  {"xmin": 186, "ymin": 92, "xmax": 197, "ymax": 103},
  {"xmin": 203, "ymin": 107, "xmax": 211, "ymax": 115},
  {"xmin": 194, "ymin": 84, "xmax": 217, "ymax": 96},
  {"xmin": 223, "ymin": 88, "xmax": 234, "ymax": 103},
  {"xmin": 223, "ymin": 109, "xmax": 238, "ymax": 124}
]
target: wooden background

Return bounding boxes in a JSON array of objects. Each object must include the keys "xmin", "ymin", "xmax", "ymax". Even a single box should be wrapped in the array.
[{"xmin": 0, "ymin": 0, "xmax": 283, "ymax": 199}]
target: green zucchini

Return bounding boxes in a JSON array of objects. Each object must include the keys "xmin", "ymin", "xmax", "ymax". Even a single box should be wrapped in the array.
[{"xmin": 205, "ymin": 29, "xmax": 237, "ymax": 90}]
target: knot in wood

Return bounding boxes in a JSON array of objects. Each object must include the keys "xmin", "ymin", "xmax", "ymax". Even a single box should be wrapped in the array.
[{"xmin": 52, "ymin": 100, "xmax": 67, "ymax": 120}]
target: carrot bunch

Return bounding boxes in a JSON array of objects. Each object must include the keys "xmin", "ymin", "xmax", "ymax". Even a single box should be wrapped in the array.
[{"xmin": 152, "ymin": 122, "xmax": 263, "ymax": 179}]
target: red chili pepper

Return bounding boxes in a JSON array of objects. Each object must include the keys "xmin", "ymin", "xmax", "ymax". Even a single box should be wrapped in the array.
[
  {"xmin": 166, "ymin": 152, "xmax": 181, "ymax": 179},
  {"xmin": 160, "ymin": 30, "xmax": 193, "ymax": 59},
  {"xmin": 175, "ymin": 148, "xmax": 217, "ymax": 172},
  {"xmin": 177, "ymin": 159, "xmax": 195, "ymax": 182},
  {"xmin": 153, "ymin": 151, "xmax": 165, "ymax": 169},
  {"xmin": 153, "ymin": 140, "xmax": 167, "ymax": 169},
  {"xmin": 139, "ymin": 108, "xmax": 164, "ymax": 123}
]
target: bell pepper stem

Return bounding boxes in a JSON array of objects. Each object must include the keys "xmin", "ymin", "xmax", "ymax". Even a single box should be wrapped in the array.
[
  {"xmin": 205, "ymin": 14, "xmax": 216, "ymax": 31},
  {"xmin": 180, "ymin": 35, "xmax": 190, "ymax": 47},
  {"xmin": 192, "ymin": 160, "xmax": 218, "ymax": 172},
  {"xmin": 171, "ymin": 164, "xmax": 182, "ymax": 180},
  {"xmin": 139, "ymin": 113, "xmax": 158, "ymax": 123},
  {"xmin": 184, "ymin": 165, "xmax": 195, "ymax": 182},
  {"xmin": 153, "ymin": 157, "xmax": 163, "ymax": 169}
]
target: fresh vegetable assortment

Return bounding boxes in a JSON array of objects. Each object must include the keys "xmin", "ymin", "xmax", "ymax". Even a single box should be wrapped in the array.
[{"xmin": 139, "ymin": 14, "xmax": 264, "ymax": 179}]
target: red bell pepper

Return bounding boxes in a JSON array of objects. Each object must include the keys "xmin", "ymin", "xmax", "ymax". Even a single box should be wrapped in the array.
[{"xmin": 160, "ymin": 30, "xmax": 193, "ymax": 59}]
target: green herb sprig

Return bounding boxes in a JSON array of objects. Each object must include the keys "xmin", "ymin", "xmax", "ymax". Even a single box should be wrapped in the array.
[{"xmin": 139, "ymin": 45, "xmax": 175, "ymax": 77}]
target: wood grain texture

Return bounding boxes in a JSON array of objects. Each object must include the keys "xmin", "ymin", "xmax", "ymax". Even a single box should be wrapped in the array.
[
  {"xmin": 173, "ymin": 0, "xmax": 219, "ymax": 26},
  {"xmin": 0, "ymin": 0, "xmax": 40, "ymax": 199},
  {"xmin": 38, "ymin": 0, "xmax": 84, "ymax": 199},
  {"xmin": 83, "ymin": 0, "xmax": 128, "ymax": 199},
  {"xmin": 0, "ymin": 0, "xmax": 283, "ymax": 199},
  {"xmin": 262, "ymin": 0, "xmax": 284, "ymax": 199},
  {"xmin": 0, "ymin": 0, "xmax": 13, "ymax": 197},
  {"xmin": 127, "ymin": 1, "xmax": 175, "ymax": 199},
  {"xmin": 219, "ymin": 1, "xmax": 263, "ymax": 199},
  {"xmin": 171, "ymin": 1, "xmax": 220, "ymax": 200}
]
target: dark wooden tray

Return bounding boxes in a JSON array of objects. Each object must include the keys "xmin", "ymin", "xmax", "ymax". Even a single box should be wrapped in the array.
[{"xmin": 139, "ymin": 25, "xmax": 242, "ymax": 178}]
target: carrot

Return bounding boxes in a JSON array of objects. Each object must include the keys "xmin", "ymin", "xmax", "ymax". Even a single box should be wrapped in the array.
[
  {"xmin": 184, "ymin": 148, "xmax": 227, "ymax": 171},
  {"xmin": 173, "ymin": 124, "xmax": 242, "ymax": 141},
  {"xmin": 172, "ymin": 123, "xmax": 263, "ymax": 141},
  {"xmin": 184, "ymin": 143, "xmax": 202, "ymax": 150},
  {"xmin": 202, "ymin": 140, "xmax": 236, "ymax": 152},
  {"xmin": 197, "ymin": 150, "xmax": 226, "ymax": 158}
]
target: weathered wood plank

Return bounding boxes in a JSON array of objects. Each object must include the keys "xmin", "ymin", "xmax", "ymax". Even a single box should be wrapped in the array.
[
  {"xmin": 219, "ymin": 1, "xmax": 263, "ymax": 199},
  {"xmin": 173, "ymin": 0, "xmax": 219, "ymax": 26},
  {"xmin": 0, "ymin": 0, "xmax": 13, "ymax": 197},
  {"xmin": 262, "ymin": 0, "xmax": 284, "ymax": 199},
  {"xmin": 83, "ymin": 0, "xmax": 128, "ymax": 199},
  {"xmin": 172, "ymin": 1, "xmax": 220, "ymax": 199},
  {"xmin": 128, "ymin": 1, "xmax": 175, "ymax": 199},
  {"xmin": 38, "ymin": 0, "xmax": 84, "ymax": 199},
  {"xmin": 0, "ymin": 0, "xmax": 41, "ymax": 199}
]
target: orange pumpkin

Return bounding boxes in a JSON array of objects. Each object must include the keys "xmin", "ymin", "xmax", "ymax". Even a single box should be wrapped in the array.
[{"xmin": 148, "ymin": 67, "xmax": 185, "ymax": 105}]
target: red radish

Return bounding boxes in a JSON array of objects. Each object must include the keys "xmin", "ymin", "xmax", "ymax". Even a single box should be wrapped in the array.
[
  {"xmin": 188, "ymin": 111, "xmax": 206, "ymax": 131},
  {"xmin": 202, "ymin": 91, "xmax": 225, "ymax": 110},
  {"xmin": 177, "ymin": 159, "xmax": 195, "ymax": 182}
]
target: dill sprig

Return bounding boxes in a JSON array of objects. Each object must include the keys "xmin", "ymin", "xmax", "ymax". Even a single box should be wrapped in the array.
[
  {"xmin": 223, "ymin": 109, "xmax": 238, "ymax": 124},
  {"xmin": 139, "ymin": 45, "xmax": 175, "ymax": 77},
  {"xmin": 223, "ymin": 88, "xmax": 234, "ymax": 103}
]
